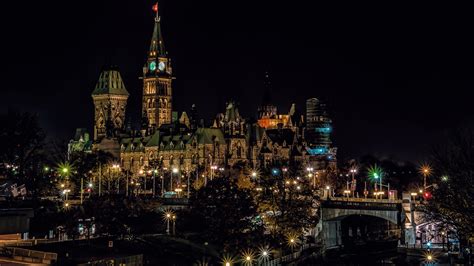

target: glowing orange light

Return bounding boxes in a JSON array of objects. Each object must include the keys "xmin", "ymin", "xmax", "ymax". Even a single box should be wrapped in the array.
[{"xmin": 152, "ymin": 3, "xmax": 158, "ymax": 12}]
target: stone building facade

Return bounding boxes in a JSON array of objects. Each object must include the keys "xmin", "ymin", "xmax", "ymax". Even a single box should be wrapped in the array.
[{"xmin": 83, "ymin": 4, "xmax": 337, "ymax": 177}]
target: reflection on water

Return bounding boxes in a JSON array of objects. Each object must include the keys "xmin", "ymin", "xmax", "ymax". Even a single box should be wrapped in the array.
[{"xmin": 302, "ymin": 249, "xmax": 426, "ymax": 265}]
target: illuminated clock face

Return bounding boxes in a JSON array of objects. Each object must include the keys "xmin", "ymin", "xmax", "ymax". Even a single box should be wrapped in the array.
[
  {"xmin": 149, "ymin": 61, "xmax": 156, "ymax": 71},
  {"xmin": 158, "ymin": 61, "xmax": 166, "ymax": 71}
]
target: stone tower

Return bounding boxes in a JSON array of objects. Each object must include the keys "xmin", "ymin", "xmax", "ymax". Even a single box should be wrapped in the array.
[
  {"xmin": 257, "ymin": 71, "xmax": 278, "ymax": 119},
  {"xmin": 91, "ymin": 67, "xmax": 129, "ymax": 141},
  {"xmin": 142, "ymin": 3, "xmax": 173, "ymax": 131}
]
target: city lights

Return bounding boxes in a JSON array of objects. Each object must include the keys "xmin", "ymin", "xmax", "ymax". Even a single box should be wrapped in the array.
[
  {"xmin": 419, "ymin": 164, "xmax": 432, "ymax": 176},
  {"xmin": 6, "ymin": 2, "xmax": 468, "ymax": 265},
  {"xmin": 240, "ymin": 250, "xmax": 255, "ymax": 265},
  {"xmin": 258, "ymin": 246, "xmax": 271, "ymax": 261},
  {"xmin": 221, "ymin": 255, "xmax": 235, "ymax": 266}
]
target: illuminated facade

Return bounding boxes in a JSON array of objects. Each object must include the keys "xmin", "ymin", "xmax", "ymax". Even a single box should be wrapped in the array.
[
  {"xmin": 91, "ymin": 68, "xmax": 129, "ymax": 141},
  {"xmin": 85, "ymin": 3, "xmax": 337, "ymax": 176},
  {"xmin": 142, "ymin": 7, "xmax": 173, "ymax": 129}
]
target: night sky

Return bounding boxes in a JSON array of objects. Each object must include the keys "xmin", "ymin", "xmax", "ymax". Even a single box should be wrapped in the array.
[{"xmin": 2, "ymin": 1, "xmax": 473, "ymax": 162}]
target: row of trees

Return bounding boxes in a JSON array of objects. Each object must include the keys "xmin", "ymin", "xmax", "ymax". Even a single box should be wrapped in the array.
[
  {"xmin": 422, "ymin": 130, "xmax": 474, "ymax": 250},
  {"xmin": 182, "ymin": 161, "xmax": 319, "ymax": 254}
]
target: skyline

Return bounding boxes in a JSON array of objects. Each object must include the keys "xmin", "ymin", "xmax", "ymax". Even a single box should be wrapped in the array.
[{"xmin": 2, "ymin": 1, "xmax": 474, "ymax": 162}]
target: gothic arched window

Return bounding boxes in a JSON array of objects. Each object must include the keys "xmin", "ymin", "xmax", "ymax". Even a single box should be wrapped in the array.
[{"xmin": 237, "ymin": 144, "xmax": 242, "ymax": 158}]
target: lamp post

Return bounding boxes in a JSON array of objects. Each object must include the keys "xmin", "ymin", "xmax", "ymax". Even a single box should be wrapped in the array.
[
  {"xmin": 187, "ymin": 171, "xmax": 190, "ymax": 198},
  {"xmin": 165, "ymin": 213, "xmax": 171, "ymax": 235},
  {"xmin": 152, "ymin": 169, "xmax": 158, "ymax": 197},
  {"xmin": 306, "ymin": 167, "xmax": 315, "ymax": 187},
  {"xmin": 172, "ymin": 214, "xmax": 176, "ymax": 235},
  {"xmin": 210, "ymin": 165, "xmax": 217, "ymax": 181},
  {"xmin": 139, "ymin": 170, "xmax": 144, "ymax": 195},
  {"xmin": 171, "ymin": 168, "xmax": 178, "ymax": 192},
  {"xmin": 373, "ymin": 172, "xmax": 382, "ymax": 198},
  {"xmin": 161, "ymin": 175, "xmax": 164, "ymax": 196},
  {"xmin": 350, "ymin": 168, "xmax": 357, "ymax": 197},
  {"xmin": 420, "ymin": 165, "xmax": 431, "ymax": 190},
  {"xmin": 111, "ymin": 164, "xmax": 120, "ymax": 194},
  {"xmin": 363, "ymin": 181, "xmax": 368, "ymax": 199}
]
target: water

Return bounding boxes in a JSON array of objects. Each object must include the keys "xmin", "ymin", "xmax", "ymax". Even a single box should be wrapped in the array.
[{"xmin": 301, "ymin": 249, "xmax": 437, "ymax": 265}]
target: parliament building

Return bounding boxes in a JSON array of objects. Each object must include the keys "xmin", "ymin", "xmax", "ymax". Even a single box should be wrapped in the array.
[{"xmin": 70, "ymin": 4, "xmax": 337, "ymax": 177}]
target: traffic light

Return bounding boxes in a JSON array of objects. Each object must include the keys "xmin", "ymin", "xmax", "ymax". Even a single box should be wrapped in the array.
[{"xmin": 423, "ymin": 191, "xmax": 432, "ymax": 200}]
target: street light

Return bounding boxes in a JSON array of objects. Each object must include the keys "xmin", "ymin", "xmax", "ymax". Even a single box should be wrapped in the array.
[
  {"xmin": 241, "ymin": 250, "xmax": 254, "ymax": 266},
  {"xmin": 258, "ymin": 246, "xmax": 271, "ymax": 262},
  {"xmin": 349, "ymin": 167, "xmax": 357, "ymax": 196},
  {"xmin": 151, "ymin": 169, "xmax": 158, "ymax": 197},
  {"xmin": 160, "ymin": 175, "xmax": 164, "ymax": 197},
  {"xmin": 171, "ymin": 168, "xmax": 178, "ymax": 192},
  {"xmin": 172, "ymin": 214, "xmax": 176, "ymax": 235},
  {"xmin": 175, "ymin": 188, "xmax": 183, "ymax": 198},
  {"xmin": 210, "ymin": 165, "xmax": 217, "ymax": 180},
  {"xmin": 163, "ymin": 210, "xmax": 174, "ymax": 235},
  {"xmin": 419, "ymin": 164, "xmax": 432, "ymax": 189},
  {"xmin": 343, "ymin": 190, "xmax": 351, "ymax": 198},
  {"xmin": 423, "ymin": 250, "xmax": 436, "ymax": 264},
  {"xmin": 221, "ymin": 255, "xmax": 235, "ymax": 266}
]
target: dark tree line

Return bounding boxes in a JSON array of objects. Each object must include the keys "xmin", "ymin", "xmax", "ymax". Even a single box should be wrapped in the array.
[
  {"xmin": 0, "ymin": 109, "xmax": 46, "ymax": 183},
  {"xmin": 423, "ymin": 130, "xmax": 474, "ymax": 249}
]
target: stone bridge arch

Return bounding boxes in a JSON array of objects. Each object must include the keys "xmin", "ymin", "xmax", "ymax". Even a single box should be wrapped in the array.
[
  {"xmin": 316, "ymin": 199, "xmax": 404, "ymax": 249},
  {"xmin": 322, "ymin": 208, "xmax": 400, "ymax": 225}
]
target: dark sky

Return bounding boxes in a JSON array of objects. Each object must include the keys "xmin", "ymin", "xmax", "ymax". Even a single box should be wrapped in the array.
[{"xmin": 2, "ymin": 1, "xmax": 474, "ymax": 162}]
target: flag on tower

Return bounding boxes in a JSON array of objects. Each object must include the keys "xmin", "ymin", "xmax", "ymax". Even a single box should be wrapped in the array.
[{"xmin": 153, "ymin": 3, "xmax": 158, "ymax": 13}]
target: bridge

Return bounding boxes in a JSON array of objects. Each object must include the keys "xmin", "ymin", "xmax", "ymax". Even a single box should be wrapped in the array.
[
  {"xmin": 316, "ymin": 197, "xmax": 407, "ymax": 250},
  {"xmin": 0, "ymin": 208, "xmax": 34, "ymax": 240}
]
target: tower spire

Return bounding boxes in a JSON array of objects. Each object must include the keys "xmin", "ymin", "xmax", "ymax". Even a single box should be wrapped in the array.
[
  {"xmin": 142, "ymin": 1, "xmax": 173, "ymax": 129},
  {"xmin": 149, "ymin": 2, "xmax": 166, "ymax": 57},
  {"xmin": 262, "ymin": 71, "xmax": 272, "ymax": 105},
  {"xmin": 257, "ymin": 71, "xmax": 277, "ymax": 119}
]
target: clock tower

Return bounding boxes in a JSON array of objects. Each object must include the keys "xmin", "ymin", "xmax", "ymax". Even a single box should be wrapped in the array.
[{"xmin": 142, "ymin": 2, "xmax": 173, "ymax": 130}]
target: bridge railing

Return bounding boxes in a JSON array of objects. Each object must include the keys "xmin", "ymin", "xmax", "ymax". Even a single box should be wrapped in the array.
[
  {"xmin": 8, "ymin": 247, "xmax": 58, "ymax": 261},
  {"xmin": 324, "ymin": 196, "xmax": 402, "ymax": 203},
  {"xmin": 263, "ymin": 243, "xmax": 316, "ymax": 266}
]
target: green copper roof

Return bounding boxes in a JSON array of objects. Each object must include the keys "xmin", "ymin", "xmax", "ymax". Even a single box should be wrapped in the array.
[
  {"xmin": 92, "ymin": 69, "xmax": 129, "ymax": 96},
  {"xmin": 150, "ymin": 16, "xmax": 166, "ymax": 57},
  {"xmin": 146, "ymin": 131, "xmax": 161, "ymax": 147},
  {"xmin": 195, "ymin": 128, "xmax": 224, "ymax": 144}
]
